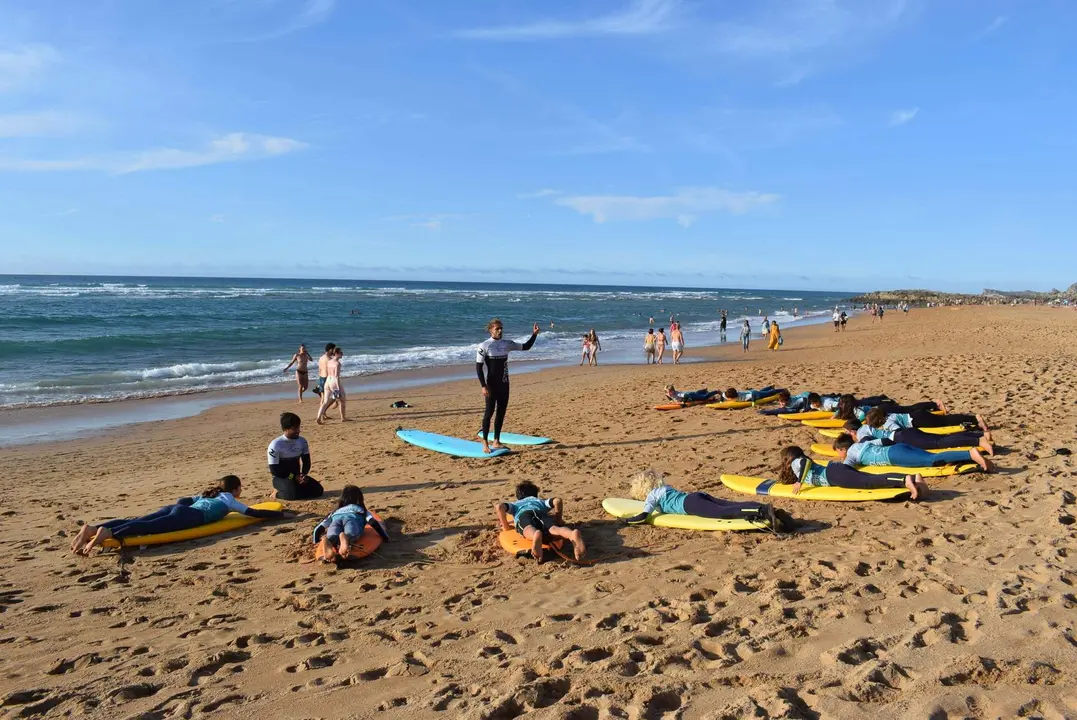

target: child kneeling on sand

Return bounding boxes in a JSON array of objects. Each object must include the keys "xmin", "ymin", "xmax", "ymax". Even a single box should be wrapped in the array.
[
  {"xmin": 312, "ymin": 485, "xmax": 389, "ymax": 561},
  {"xmin": 623, "ymin": 470, "xmax": 792, "ymax": 531},
  {"xmin": 495, "ymin": 481, "xmax": 585, "ymax": 562}
]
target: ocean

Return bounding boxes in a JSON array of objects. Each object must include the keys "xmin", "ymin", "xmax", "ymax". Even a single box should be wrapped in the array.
[{"xmin": 0, "ymin": 275, "xmax": 856, "ymax": 409}]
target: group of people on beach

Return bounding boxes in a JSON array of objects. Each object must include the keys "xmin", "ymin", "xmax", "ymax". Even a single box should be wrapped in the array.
[
  {"xmin": 643, "ymin": 320, "xmax": 686, "ymax": 364},
  {"xmin": 284, "ymin": 342, "xmax": 347, "ymax": 424}
]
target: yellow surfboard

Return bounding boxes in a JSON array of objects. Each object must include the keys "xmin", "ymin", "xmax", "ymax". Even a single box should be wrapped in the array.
[
  {"xmin": 802, "ymin": 418, "xmax": 847, "ymax": 428},
  {"xmin": 818, "ymin": 425, "xmax": 966, "ymax": 438},
  {"xmin": 102, "ymin": 501, "xmax": 284, "ymax": 548},
  {"xmin": 807, "ymin": 461, "xmax": 979, "ymax": 477},
  {"xmin": 811, "ymin": 442, "xmax": 975, "ymax": 458},
  {"xmin": 601, "ymin": 498, "xmax": 765, "ymax": 531},
  {"xmin": 720, "ymin": 474, "xmax": 910, "ymax": 502},
  {"xmin": 777, "ymin": 411, "xmax": 834, "ymax": 421},
  {"xmin": 706, "ymin": 394, "xmax": 780, "ymax": 410}
]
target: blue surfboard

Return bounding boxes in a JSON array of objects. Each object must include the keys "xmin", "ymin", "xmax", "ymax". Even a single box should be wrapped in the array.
[
  {"xmin": 475, "ymin": 431, "xmax": 552, "ymax": 446},
  {"xmin": 396, "ymin": 429, "xmax": 510, "ymax": 458}
]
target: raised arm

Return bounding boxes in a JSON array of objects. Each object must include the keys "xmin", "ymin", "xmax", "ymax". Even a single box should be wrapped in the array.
[{"xmin": 520, "ymin": 323, "xmax": 540, "ymax": 351}]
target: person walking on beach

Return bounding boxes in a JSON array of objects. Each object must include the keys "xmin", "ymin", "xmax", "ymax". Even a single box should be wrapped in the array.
[
  {"xmin": 832, "ymin": 308, "xmax": 841, "ymax": 332},
  {"xmin": 283, "ymin": 344, "xmax": 314, "ymax": 402},
  {"xmin": 644, "ymin": 328, "xmax": 656, "ymax": 364},
  {"xmin": 670, "ymin": 324, "xmax": 685, "ymax": 364},
  {"xmin": 580, "ymin": 334, "xmax": 592, "ymax": 366},
  {"xmin": 840, "ymin": 310, "xmax": 848, "ymax": 331},
  {"xmin": 314, "ymin": 343, "xmax": 335, "ymax": 398},
  {"xmin": 740, "ymin": 319, "xmax": 751, "ymax": 352},
  {"xmin": 315, "ymin": 347, "xmax": 346, "ymax": 424},
  {"xmin": 761, "ymin": 316, "xmax": 770, "ymax": 338},
  {"xmin": 767, "ymin": 321, "xmax": 782, "ymax": 351},
  {"xmin": 719, "ymin": 310, "xmax": 727, "ymax": 341},
  {"xmin": 477, "ymin": 318, "xmax": 539, "ymax": 454},
  {"xmin": 588, "ymin": 329, "xmax": 601, "ymax": 366},
  {"xmin": 655, "ymin": 328, "xmax": 667, "ymax": 364}
]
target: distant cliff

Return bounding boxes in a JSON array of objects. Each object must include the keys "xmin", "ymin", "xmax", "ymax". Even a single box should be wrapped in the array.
[{"xmin": 848, "ymin": 283, "xmax": 1077, "ymax": 305}]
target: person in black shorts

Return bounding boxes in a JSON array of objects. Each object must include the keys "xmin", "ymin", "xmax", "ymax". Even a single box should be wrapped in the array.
[
  {"xmin": 267, "ymin": 412, "xmax": 324, "ymax": 500},
  {"xmin": 476, "ymin": 318, "xmax": 539, "ymax": 454}
]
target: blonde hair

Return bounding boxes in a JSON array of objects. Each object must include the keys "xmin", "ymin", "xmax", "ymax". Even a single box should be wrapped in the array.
[
  {"xmin": 487, "ymin": 318, "xmax": 503, "ymax": 331},
  {"xmin": 665, "ymin": 384, "xmax": 675, "ymax": 392},
  {"xmin": 629, "ymin": 469, "xmax": 666, "ymax": 501}
]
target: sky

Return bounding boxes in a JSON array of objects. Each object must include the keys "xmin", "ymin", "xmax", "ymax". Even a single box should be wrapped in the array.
[{"xmin": 1, "ymin": 0, "xmax": 1075, "ymax": 293}]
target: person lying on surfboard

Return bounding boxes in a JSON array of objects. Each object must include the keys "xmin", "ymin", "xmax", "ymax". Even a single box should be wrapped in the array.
[
  {"xmin": 722, "ymin": 386, "xmax": 781, "ymax": 402},
  {"xmin": 70, "ymin": 475, "xmax": 288, "ymax": 556},
  {"xmin": 831, "ymin": 434, "xmax": 990, "ymax": 472},
  {"xmin": 843, "ymin": 410, "xmax": 994, "ymax": 455},
  {"xmin": 664, "ymin": 385, "xmax": 720, "ymax": 404},
  {"xmin": 494, "ymin": 481, "xmax": 585, "ymax": 562},
  {"xmin": 757, "ymin": 390, "xmax": 835, "ymax": 415},
  {"xmin": 312, "ymin": 484, "xmax": 389, "ymax": 562},
  {"xmin": 778, "ymin": 446, "xmax": 928, "ymax": 500},
  {"xmin": 622, "ymin": 469, "xmax": 791, "ymax": 531},
  {"xmin": 846, "ymin": 402, "xmax": 990, "ymax": 434},
  {"xmin": 831, "ymin": 394, "xmax": 945, "ymax": 423}
]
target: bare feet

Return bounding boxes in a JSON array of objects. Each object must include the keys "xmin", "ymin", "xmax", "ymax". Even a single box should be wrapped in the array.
[
  {"xmin": 482, "ymin": 442, "xmax": 492, "ymax": 454},
  {"xmin": 914, "ymin": 473, "xmax": 929, "ymax": 497},
  {"xmin": 969, "ymin": 448, "xmax": 990, "ymax": 472},
  {"xmin": 81, "ymin": 526, "xmax": 113, "ymax": 556},
  {"xmin": 978, "ymin": 436, "xmax": 994, "ymax": 456},
  {"xmin": 338, "ymin": 536, "xmax": 351, "ymax": 558},
  {"xmin": 976, "ymin": 414, "xmax": 990, "ymax": 433},
  {"xmin": 904, "ymin": 475, "xmax": 920, "ymax": 501},
  {"xmin": 571, "ymin": 530, "xmax": 587, "ymax": 561},
  {"xmin": 935, "ymin": 399, "xmax": 950, "ymax": 414},
  {"xmin": 70, "ymin": 524, "xmax": 94, "ymax": 554},
  {"xmin": 490, "ymin": 441, "xmax": 506, "ymax": 450},
  {"xmin": 530, "ymin": 531, "xmax": 543, "ymax": 563}
]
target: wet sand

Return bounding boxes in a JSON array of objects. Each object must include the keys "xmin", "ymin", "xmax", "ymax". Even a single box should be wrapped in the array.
[{"xmin": 1, "ymin": 306, "xmax": 1076, "ymax": 719}]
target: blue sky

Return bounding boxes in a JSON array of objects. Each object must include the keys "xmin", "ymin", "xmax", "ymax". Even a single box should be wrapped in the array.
[{"xmin": 1, "ymin": 0, "xmax": 1075, "ymax": 292}]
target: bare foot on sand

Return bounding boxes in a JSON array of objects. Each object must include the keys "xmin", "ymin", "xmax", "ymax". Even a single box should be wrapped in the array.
[
  {"xmin": 969, "ymin": 448, "xmax": 991, "ymax": 472},
  {"xmin": 904, "ymin": 475, "xmax": 919, "ymax": 500},
  {"xmin": 571, "ymin": 530, "xmax": 587, "ymax": 561},
  {"xmin": 531, "ymin": 531, "xmax": 543, "ymax": 563},
  {"xmin": 70, "ymin": 524, "xmax": 94, "ymax": 554},
  {"xmin": 976, "ymin": 414, "xmax": 990, "ymax": 433},
  {"xmin": 81, "ymin": 526, "xmax": 113, "ymax": 556},
  {"xmin": 978, "ymin": 436, "xmax": 994, "ymax": 456}
]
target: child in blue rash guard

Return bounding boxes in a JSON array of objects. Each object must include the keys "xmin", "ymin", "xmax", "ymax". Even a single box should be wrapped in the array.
[
  {"xmin": 759, "ymin": 390, "xmax": 812, "ymax": 415},
  {"xmin": 852, "ymin": 409, "xmax": 995, "ymax": 454},
  {"xmin": 312, "ymin": 485, "xmax": 389, "ymax": 561},
  {"xmin": 722, "ymin": 386, "xmax": 781, "ymax": 402},
  {"xmin": 621, "ymin": 470, "xmax": 791, "ymax": 530},
  {"xmin": 778, "ymin": 446, "xmax": 926, "ymax": 499},
  {"xmin": 832, "ymin": 434, "xmax": 990, "ymax": 472},
  {"xmin": 665, "ymin": 385, "xmax": 720, "ymax": 403},
  {"xmin": 830, "ymin": 394, "xmax": 924, "ymax": 421},
  {"xmin": 70, "ymin": 475, "xmax": 286, "ymax": 555},
  {"xmin": 495, "ymin": 481, "xmax": 585, "ymax": 562}
]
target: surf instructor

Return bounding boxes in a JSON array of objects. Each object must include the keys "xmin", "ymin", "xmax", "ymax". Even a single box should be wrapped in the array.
[{"xmin": 477, "ymin": 318, "xmax": 539, "ymax": 454}]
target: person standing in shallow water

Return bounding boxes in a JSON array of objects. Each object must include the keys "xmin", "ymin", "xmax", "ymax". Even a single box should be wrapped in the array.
[
  {"xmin": 477, "ymin": 318, "xmax": 539, "ymax": 454},
  {"xmin": 655, "ymin": 328, "xmax": 667, "ymax": 364}
]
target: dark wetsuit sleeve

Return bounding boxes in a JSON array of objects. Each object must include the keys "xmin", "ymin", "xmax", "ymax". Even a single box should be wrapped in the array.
[
  {"xmin": 624, "ymin": 512, "xmax": 649, "ymax": 525},
  {"xmin": 370, "ymin": 516, "xmax": 391, "ymax": 541},
  {"xmin": 476, "ymin": 361, "xmax": 487, "ymax": 387},
  {"xmin": 243, "ymin": 507, "xmax": 284, "ymax": 519},
  {"xmin": 301, "ymin": 453, "xmax": 311, "ymax": 475},
  {"xmin": 521, "ymin": 331, "xmax": 538, "ymax": 351}
]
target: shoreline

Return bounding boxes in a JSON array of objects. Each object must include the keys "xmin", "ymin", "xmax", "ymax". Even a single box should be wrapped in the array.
[{"xmin": 0, "ymin": 315, "xmax": 826, "ymax": 447}]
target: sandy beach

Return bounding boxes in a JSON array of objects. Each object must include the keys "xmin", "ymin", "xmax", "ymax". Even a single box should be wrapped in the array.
[{"xmin": 2, "ymin": 305, "xmax": 1077, "ymax": 719}]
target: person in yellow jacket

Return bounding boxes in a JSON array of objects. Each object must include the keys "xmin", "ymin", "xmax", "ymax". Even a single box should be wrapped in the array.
[{"xmin": 767, "ymin": 321, "xmax": 782, "ymax": 350}]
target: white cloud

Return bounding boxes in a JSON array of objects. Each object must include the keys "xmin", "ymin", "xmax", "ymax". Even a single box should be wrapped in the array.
[
  {"xmin": 0, "ymin": 132, "xmax": 307, "ymax": 174},
  {"xmin": 555, "ymin": 187, "xmax": 779, "ymax": 225},
  {"xmin": 0, "ymin": 44, "xmax": 60, "ymax": 93},
  {"xmin": 238, "ymin": 0, "xmax": 337, "ymax": 42},
  {"xmin": 889, "ymin": 107, "xmax": 919, "ymax": 126},
  {"xmin": 455, "ymin": 0, "xmax": 679, "ymax": 41},
  {"xmin": 0, "ymin": 111, "xmax": 83, "ymax": 138},
  {"xmin": 517, "ymin": 189, "xmax": 563, "ymax": 199},
  {"xmin": 414, "ymin": 219, "xmax": 442, "ymax": 231},
  {"xmin": 210, "ymin": 213, "xmax": 226, "ymax": 223},
  {"xmin": 977, "ymin": 15, "xmax": 1008, "ymax": 38}
]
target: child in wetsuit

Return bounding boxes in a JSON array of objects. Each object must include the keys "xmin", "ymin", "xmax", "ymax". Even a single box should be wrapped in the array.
[
  {"xmin": 723, "ymin": 386, "xmax": 780, "ymax": 402},
  {"xmin": 622, "ymin": 469, "xmax": 790, "ymax": 530},
  {"xmin": 495, "ymin": 481, "xmax": 586, "ymax": 562},
  {"xmin": 312, "ymin": 485, "xmax": 389, "ymax": 561},
  {"xmin": 665, "ymin": 385, "xmax": 719, "ymax": 403},
  {"xmin": 778, "ymin": 446, "xmax": 927, "ymax": 500}
]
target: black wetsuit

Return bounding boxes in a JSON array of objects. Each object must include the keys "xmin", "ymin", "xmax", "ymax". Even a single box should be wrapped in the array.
[
  {"xmin": 476, "ymin": 331, "xmax": 538, "ymax": 443},
  {"xmin": 267, "ymin": 434, "xmax": 325, "ymax": 500}
]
